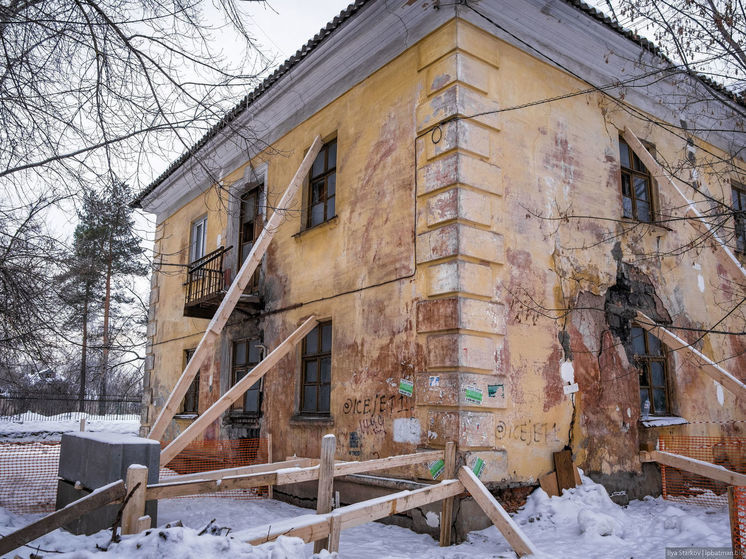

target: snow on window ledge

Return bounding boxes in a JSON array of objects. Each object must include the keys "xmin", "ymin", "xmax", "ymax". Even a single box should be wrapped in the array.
[{"xmin": 639, "ymin": 416, "xmax": 688, "ymax": 428}]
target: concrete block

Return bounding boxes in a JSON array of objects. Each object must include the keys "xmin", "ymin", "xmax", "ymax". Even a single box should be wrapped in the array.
[
  {"xmin": 416, "ymin": 297, "xmax": 506, "ymax": 334},
  {"xmin": 424, "ymin": 120, "xmax": 492, "ymax": 161},
  {"xmin": 425, "ymin": 187, "xmax": 496, "ymax": 228},
  {"xmin": 416, "ymin": 85, "xmax": 500, "ymax": 133},
  {"xmin": 463, "ymin": 449, "xmax": 508, "ymax": 483},
  {"xmin": 426, "ymin": 333, "xmax": 497, "ymax": 371},
  {"xmin": 59, "ymin": 432, "xmax": 160, "ymax": 490},
  {"xmin": 424, "ymin": 52, "xmax": 490, "ymax": 96},
  {"xmin": 417, "ymin": 223, "xmax": 503, "ymax": 264},
  {"xmin": 459, "ymin": 411, "xmax": 496, "ymax": 448}
]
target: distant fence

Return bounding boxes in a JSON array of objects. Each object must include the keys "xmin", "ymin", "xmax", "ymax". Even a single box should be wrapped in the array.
[
  {"xmin": 0, "ymin": 393, "xmax": 141, "ymax": 421},
  {"xmin": 659, "ymin": 435, "xmax": 746, "ymax": 508},
  {"xmin": 0, "ymin": 438, "xmax": 268, "ymax": 514}
]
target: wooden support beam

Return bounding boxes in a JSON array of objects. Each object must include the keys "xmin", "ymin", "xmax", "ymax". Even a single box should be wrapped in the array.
[
  {"xmin": 136, "ymin": 515, "xmax": 152, "ymax": 533},
  {"xmin": 640, "ymin": 450, "xmax": 746, "ymax": 486},
  {"xmin": 147, "ymin": 450, "xmax": 443, "ymax": 500},
  {"xmin": 636, "ymin": 311, "xmax": 746, "ymax": 400},
  {"xmin": 159, "ymin": 458, "xmax": 313, "ymax": 483},
  {"xmin": 622, "ymin": 127, "xmax": 746, "ymax": 280},
  {"xmin": 458, "ymin": 466, "xmax": 538, "ymax": 557},
  {"xmin": 439, "ymin": 441, "xmax": 456, "ymax": 547},
  {"xmin": 122, "ymin": 465, "xmax": 148, "ymax": 535},
  {"xmin": 148, "ymin": 135, "xmax": 324, "ymax": 441},
  {"xmin": 267, "ymin": 433, "xmax": 273, "ymax": 499},
  {"xmin": 244, "ymin": 479, "xmax": 464, "ymax": 546},
  {"xmin": 160, "ymin": 316, "xmax": 318, "ymax": 465},
  {"xmin": 314, "ymin": 434, "xmax": 336, "ymax": 554},
  {"xmin": 0, "ymin": 481, "xmax": 126, "ymax": 556}
]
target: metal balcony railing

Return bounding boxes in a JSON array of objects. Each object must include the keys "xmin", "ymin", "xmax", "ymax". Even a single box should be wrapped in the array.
[{"xmin": 184, "ymin": 245, "xmax": 231, "ymax": 307}]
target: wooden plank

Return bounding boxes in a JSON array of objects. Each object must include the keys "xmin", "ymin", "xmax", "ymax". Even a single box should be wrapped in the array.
[
  {"xmin": 245, "ymin": 479, "xmax": 464, "ymax": 546},
  {"xmin": 554, "ymin": 450, "xmax": 576, "ymax": 492},
  {"xmin": 147, "ymin": 450, "xmax": 442, "ymax": 500},
  {"xmin": 636, "ymin": 311, "xmax": 746, "ymax": 400},
  {"xmin": 136, "ymin": 515, "xmax": 151, "ymax": 533},
  {"xmin": 623, "ymin": 127, "xmax": 746, "ymax": 280},
  {"xmin": 314, "ymin": 434, "xmax": 336, "ymax": 553},
  {"xmin": 122, "ymin": 465, "xmax": 148, "ymax": 535},
  {"xmin": 160, "ymin": 458, "xmax": 312, "ymax": 483},
  {"xmin": 333, "ymin": 450, "xmax": 443, "ymax": 477},
  {"xmin": 0, "ymin": 480, "xmax": 126, "ymax": 556},
  {"xmin": 328, "ymin": 513, "xmax": 341, "ymax": 553},
  {"xmin": 439, "ymin": 441, "xmax": 456, "ymax": 547},
  {"xmin": 458, "ymin": 467, "xmax": 538, "ymax": 557},
  {"xmin": 539, "ymin": 471, "xmax": 559, "ymax": 497},
  {"xmin": 160, "ymin": 316, "xmax": 318, "ymax": 465},
  {"xmin": 148, "ymin": 135, "xmax": 324, "ymax": 441},
  {"xmin": 641, "ymin": 450, "xmax": 746, "ymax": 486}
]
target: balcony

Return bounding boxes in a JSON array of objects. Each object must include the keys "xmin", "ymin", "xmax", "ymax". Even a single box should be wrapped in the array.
[{"xmin": 183, "ymin": 246, "xmax": 261, "ymax": 318}]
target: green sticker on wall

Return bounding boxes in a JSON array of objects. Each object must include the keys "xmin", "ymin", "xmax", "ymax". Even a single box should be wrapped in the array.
[
  {"xmin": 399, "ymin": 378, "xmax": 414, "ymax": 397},
  {"xmin": 429, "ymin": 459, "xmax": 445, "ymax": 479},
  {"xmin": 472, "ymin": 457, "xmax": 485, "ymax": 478},
  {"xmin": 465, "ymin": 385, "xmax": 483, "ymax": 405}
]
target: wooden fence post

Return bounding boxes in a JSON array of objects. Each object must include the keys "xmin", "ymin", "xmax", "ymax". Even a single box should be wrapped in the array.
[
  {"xmin": 314, "ymin": 434, "xmax": 336, "ymax": 553},
  {"xmin": 439, "ymin": 441, "xmax": 456, "ymax": 546},
  {"xmin": 122, "ymin": 465, "xmax": 148, "ymax": 535},
  {"xmin": 267, "ymin": 433, "xmax": 273, "ymax": 500},
  {"xmin": 328, "ymin": 513, "xmax": 341, "ymax": 553}
]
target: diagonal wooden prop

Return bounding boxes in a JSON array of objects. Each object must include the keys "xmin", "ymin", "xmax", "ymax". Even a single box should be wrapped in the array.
[{"xmin": 148, "ymin": 135, "xmax": 323, "ymax": 441}]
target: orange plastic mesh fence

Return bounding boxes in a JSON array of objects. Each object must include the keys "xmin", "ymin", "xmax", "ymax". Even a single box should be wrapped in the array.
[
  {"xmin": 732, "ymin": 486, "xmax": 746, "ymax": 559},
  {"xmin": 659, "ymin": 435, "xmax": 746, "ymax": 509},
  {"xmin": 0, "ymin": 438, "xmax": 269, "ymax": 514},
  {"xmin": 0, "ymin": 441, "xmax": 61, "ymax": 514},
  {"xmin": 159, "ymin": 438, "xmax": 270, "ymax": 500}
]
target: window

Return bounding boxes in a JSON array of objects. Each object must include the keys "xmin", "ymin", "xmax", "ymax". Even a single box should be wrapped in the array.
[
  {"xmin": 631, "ymin": 326, "xmax": 670, "ymax": 416},
  {"xmin": 732, "ymin": 183, "xmax": 746, "ymax": 253},
  {"xmin": 306, "ymin": 140, "xmax": 337, "ymax": 228},
  {"xmin": 238, "ymin": 186, "xmax": 262, "ymax": 291},
  {"xmin": 232, "ymin": 339, "xmax": 263, "ymax": 415},
  {"xmin": 619, "ymin": 138, "xmax": 654, "ymax": 222},
  {"xmin": 180, "ymin": 349, "xmax": 199, "ymax": 415},
  {"xmin": 190, "ymin": 215, "xmax": 207, "ymax": 263},
  {"xmin": 300, "ymin": 321, "xmax": 332, "ymax": 415}
]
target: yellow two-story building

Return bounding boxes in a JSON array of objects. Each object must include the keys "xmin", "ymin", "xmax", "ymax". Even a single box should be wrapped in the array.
[{"xmin": 133, "ymin": 0, "xmax": 746, "ymax": 538}]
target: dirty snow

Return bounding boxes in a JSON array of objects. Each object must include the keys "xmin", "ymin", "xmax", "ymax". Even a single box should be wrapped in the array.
[
  {"xmin": 0, "ymin": 472, "xmax": 731, "ymax": 558},
  {"xmin": 0, "ymin": 413, "xmax": 139, "ymax": 441}
]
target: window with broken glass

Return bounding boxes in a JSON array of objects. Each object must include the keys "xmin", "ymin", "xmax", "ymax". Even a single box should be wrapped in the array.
[
  {"xmin": 232, "ymin": 339, "xmax": 263, "ymax": 415},
  {"xmin": 619, "ymin": 138, "xmax": 654, "ymax": 222},
  {"xmin": 732, "ymin": 183, "xmax": 746, "ymax": 253},
  {"xmin": 306, "ymin": 139, "xmax": 336, "ymax": 228},
  {"xmin": 300, "ymin": 321, "xmax": 332, "ymax": 415},
  {"xmin": 631, "ymin": 326, "xmax": 670, "ymax": 416},
  {"xmin": 180, "ymin": 348, "xmax": 199, "ymax": 415}
]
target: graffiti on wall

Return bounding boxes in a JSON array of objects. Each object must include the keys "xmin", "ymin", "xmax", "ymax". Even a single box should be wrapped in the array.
[{"xmin": 496, "ymin": 419, "xmax": 562, "ymax": 446}]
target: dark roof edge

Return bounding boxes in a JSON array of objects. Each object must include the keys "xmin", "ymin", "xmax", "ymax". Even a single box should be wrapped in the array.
[{"xmin": 131, "ymin": 0, "xmax": 372, "ymax": 208}]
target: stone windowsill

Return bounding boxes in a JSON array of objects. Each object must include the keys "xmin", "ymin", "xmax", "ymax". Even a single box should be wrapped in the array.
[
  {"xmin": 173, "ymin": 413, "xmax": 198, "ymax": 420},
  {"xmin": 639, "ymin": 416, "xmax": 688, "ymax": 428},
  {"xmin": 289, "ymin": 414, "xmax": 334, "ymax": 426}
]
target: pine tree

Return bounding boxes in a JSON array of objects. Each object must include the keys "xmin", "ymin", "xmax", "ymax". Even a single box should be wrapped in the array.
[{"xmin": 59, "ymin": 181, "xmax": 147, "ymax": 411}]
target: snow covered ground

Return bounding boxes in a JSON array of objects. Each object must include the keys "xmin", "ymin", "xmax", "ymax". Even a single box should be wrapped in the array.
[
  {"xmin": 0, "ymin": 472, "xmax": 732, "ymax": 559},
  {"xmin": 0, "ymin": 413, "xmax": 139, "ymax": 441}
]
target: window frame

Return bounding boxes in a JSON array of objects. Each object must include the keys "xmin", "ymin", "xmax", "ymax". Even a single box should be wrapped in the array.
[
  {"xmin": 631, "ymin": 325, "xmax": 671, "ymax": 417},
  {"xmin": 189, "ymin": 215, "xmax": 208, "ymax": 263},
  {"xmin": 305, "ymin": 139, "xmax": 337, "ymax": 229},
  {"xmin": 732, "ymin": 182, "xmax": 746, "ymax": 254},
  {"xmin": 299, "ymin": 320, "xmax": 332, "ymax": 416},
  {"xmin": 230, "ymin": 338, "xmax": 263, "ymax": 416},
  {"xmin": 179, "ymin": 348, "xmax": 200, "ymax": 415},
  {"xmin": 238, "ymin": 184, "xmax": 263, "ymax": 291},
  {"xmin": 619, "ymin": 137, "xmax": 656, "ymax": 223}
]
